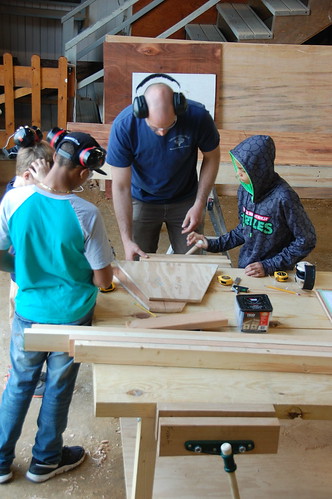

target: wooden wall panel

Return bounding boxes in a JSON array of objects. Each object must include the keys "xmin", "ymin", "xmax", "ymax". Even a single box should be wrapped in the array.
[
  {"xmin": 220, "ymin": 42, "xmax": 332, "ymax": 132},
  {"xmin": 103, "ymin": 36, "xmax": 222, "ymax": 123},
  {"xmin": 104, "ymin": 36, "xmax": 332, "ymax": 133}
]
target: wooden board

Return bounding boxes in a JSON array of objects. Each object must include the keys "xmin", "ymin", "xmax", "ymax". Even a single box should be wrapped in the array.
[
  {"xmin": 119, "ymin": 416, "xmax": 332, "ymax": 499},
  {"xmin": 126, "ymin": 311, "xmax": 228, "ymax": 330},
  {"xmin": 113, "ymin": 266, "xmax": 187, "ymax": 313},
  {"xmin": 103, "ymin": 36, "xmax": 222, "ymax": 123},
  {"xmin": 65, "ymin": 122, "xmax": 332, "ymax": 197},
  {"xmin": 103, "ymin": 36, "xmax": 332, "ymax": 133},
  {"xmin": 115, "ymin": 260, "xmax": 219, "ymax": 303},
  {"xmin": 143, "ymin": 253, "xmax": 232, "ymax": 266},
  {"xmin": 71, "ymin": 336, "xmax": 332, "ymax": 374},
  {"xmin": 158, "ymin": 416, "xmax": 280, "ymax": 456}
]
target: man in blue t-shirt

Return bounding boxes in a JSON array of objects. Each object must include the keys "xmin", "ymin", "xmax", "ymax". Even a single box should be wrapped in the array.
[
  {"xmin": 106, "ymin": 73, "xmax": 220, "ymax": 260},
  {"xmin": 0, "ymin": 131, "xmax": 113, "ymax": 485}
]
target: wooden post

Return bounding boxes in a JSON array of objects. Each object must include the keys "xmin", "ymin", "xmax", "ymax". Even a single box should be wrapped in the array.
[
  {"xmin": 58, "ymin": 56, "xmax": 68, "ymax": 129},
  {"xmin": 31, "ymin": 54, "xmax": 41, "ymax": 127},
  {"xmin": 3, "ymin": 53, "xmax": 15, "ymax": 139}
]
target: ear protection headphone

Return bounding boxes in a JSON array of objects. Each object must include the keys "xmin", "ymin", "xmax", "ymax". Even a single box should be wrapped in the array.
[
  {"xmin": 132, "ymin": 73, "xmax": 187, "ymax": 119},
  {"xmin": 13, "ymin": 125, "xmax": 43, "ymax": 148},
  {"xmin": 46, "ymin": 127, "xmax": 106, "ymax": 169}
]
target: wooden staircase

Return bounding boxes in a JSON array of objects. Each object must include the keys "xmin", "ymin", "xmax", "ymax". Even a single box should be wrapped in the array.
[{"xmin": 185, "ymin": 0, "xmax": 332, "ymax": 44}]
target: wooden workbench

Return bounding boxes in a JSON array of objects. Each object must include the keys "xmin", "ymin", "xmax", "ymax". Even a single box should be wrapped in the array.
[{"xmin": 92, "ymin": 265, "xmax": 332, "ymax": 499}]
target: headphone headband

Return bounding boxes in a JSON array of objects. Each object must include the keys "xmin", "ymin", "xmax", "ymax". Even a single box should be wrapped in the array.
[{"xmin": 135, "ymin": 73, "xmax": 181, "ymax": 94}]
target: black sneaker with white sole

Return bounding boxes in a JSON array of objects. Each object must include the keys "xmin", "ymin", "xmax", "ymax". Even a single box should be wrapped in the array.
[
  {"xmin": 0, "ymin": 466, "xmax": 13, "ymax": 484},
  {"xmin": 26, "ymin": 446, "xmax": 85, "ymax": 483}
]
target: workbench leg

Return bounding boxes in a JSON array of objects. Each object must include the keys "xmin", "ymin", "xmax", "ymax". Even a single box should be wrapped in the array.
[{"xmin": 131, "ymin": 417, "xmax": 157, "ymax": 499}]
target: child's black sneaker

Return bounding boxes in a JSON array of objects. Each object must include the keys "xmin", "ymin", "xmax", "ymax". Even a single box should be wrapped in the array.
[
  {"xmin": 26, "ymin": 446, "xmax": 85, "ymax": 483},
  {"xmin": 0, "ymin": 466, "xmax": 13, "ymax": 484}
]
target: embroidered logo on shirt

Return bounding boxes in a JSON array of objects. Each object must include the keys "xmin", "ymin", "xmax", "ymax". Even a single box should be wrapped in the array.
[{"xmin": 169, "ymin": 135, "xmax": 190, "ymax": 150}]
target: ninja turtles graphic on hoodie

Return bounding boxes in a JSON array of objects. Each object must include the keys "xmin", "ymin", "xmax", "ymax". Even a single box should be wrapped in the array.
[{"xmin": 208, "ymin": 135, "xmax": 316, "ymax": 275}]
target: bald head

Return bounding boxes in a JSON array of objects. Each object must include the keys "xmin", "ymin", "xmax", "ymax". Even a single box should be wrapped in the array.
[{"xmin": 144, "ymin": 83, "xmax": 176, "ymax": 127}]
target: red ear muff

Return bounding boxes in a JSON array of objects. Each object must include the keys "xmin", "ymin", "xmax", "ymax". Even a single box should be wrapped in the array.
[
  {"xmin": 46, "ymin": 127, "xmax": 67, "ymax": 149},
  {"xmin": 79, "ymin": 147, "xmax": 106, "ymax": 168}
]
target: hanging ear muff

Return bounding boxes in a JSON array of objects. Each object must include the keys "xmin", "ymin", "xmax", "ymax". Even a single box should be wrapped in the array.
[
  {"xmin": 132, "ymin": 73, "xmax": 187, "ymax": 119},
  {"xmin": 31, "ymin": 126, "xmax": 43, "ymax": 142},
  {"xmin": 13, "ymin": 126, "xmax": 41, "ymax": 148}
]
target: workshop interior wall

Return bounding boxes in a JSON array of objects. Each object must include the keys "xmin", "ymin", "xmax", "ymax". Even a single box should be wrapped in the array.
[{"xmin": 104, "ymin": 35, "xmax": 332, "ymax": 133}]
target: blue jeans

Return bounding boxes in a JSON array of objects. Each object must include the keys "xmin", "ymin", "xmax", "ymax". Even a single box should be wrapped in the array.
[{"xmin": 0, "ymin": 307, "xmax": 94, "ymax": 467}]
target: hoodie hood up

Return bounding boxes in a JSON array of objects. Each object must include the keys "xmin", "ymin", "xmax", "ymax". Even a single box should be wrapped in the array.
[{"xmin": 230, "ymin": 135, "xmax": 280, "ymax": 203}]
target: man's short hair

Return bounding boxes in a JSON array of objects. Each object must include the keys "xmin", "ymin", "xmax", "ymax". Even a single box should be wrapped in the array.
[{"xmin": 16, "ymin": 141, "xmax": 54, "ymax": 176}]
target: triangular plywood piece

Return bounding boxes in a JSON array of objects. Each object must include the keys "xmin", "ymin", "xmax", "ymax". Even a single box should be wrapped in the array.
[
  {"xmin": 113, "ymin": 266, "xmax": 186, "ymax": 313},
  {"xmin": 116, "ymin": 260, "xmax": 218, "ymax": 303}
]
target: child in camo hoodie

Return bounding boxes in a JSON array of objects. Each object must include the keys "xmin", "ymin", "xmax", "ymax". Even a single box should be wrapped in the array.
[{"xmin": 187, "ymin": 135, "xmax": 316, "ymax": 277}]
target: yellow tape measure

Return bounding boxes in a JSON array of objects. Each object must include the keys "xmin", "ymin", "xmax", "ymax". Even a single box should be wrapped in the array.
[
  {"xmin": 274, "ymin": 271, "xmax": 288, "ymax": 282},
  {"xmin": 99, "ymin": 282, "xmax": 116, "ymax": 293},
  {"xmin": 218, "ymin": 274, "xmax": 233, "ymax": 286}
]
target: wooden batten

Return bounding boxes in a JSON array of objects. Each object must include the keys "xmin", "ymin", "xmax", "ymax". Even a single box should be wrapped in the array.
[
  {"xmin": 126, "ymin": 311, "xmax": 228, "ymax": 330},
  {"xmin": 71, "ymin": 338, "xmax": 332, "ymax": 374}
]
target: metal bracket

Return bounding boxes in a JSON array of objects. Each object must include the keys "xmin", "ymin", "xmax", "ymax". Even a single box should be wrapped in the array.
[{"xmin": 185, "ymin": 440, "xmax": 255, "ymax": 455}]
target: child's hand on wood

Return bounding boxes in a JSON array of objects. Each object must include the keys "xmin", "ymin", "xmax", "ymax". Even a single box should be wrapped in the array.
[
  {"xmin": 244, "ymin": 262, "xmax": 265, "ymax": 277},
  {"xmin": 186, "ymin": 232, "xmax": 208, "ymax": 250}
]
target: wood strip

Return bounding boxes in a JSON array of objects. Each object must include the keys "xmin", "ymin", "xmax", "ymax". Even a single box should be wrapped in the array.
[
  {"xmin": 158, "ymin": 416, "xmax": 280, "ymax": 456},
  {"xmin": 157, "ymin": 402, "xmax": 276, "ymax": 418},
  {"xmin": 25, "ymin": 324, "xmax": 332, "ymax": 354},
  {"xmin": 71, "ymin": 338, "xmax": 332, "ymax": 374},
  {"xmin": 126, "ymin": 311, "xmax": 228, "ymax": 330},
  {"xmin": 3, "ymin": 53, "xmax": 15, "ymax": 138},
  {"xmin": 57, "ymin": 56, "xmax": 68, "ymax": 129},
  {"xmin": 143, "ymin": 253, "xmax": 232, "ymax": 266},
  {"xmin": 31, "ymin": 55, "xmax": 41, "ymax": 126}
]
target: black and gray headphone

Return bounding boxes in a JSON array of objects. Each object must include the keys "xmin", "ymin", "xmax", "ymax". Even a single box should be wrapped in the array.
[
  {"xmin": 132, "ymin": 73, "xmax": 187, "ymax": 119},
  {"xmin": 13, "ymin": 125, "xmax": 43, "ymax": 147}
]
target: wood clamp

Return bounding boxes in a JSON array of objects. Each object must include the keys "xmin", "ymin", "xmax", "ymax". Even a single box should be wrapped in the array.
[{"xmin": 185, "ymin": 439, "xmax": 254, "ymax": 455}]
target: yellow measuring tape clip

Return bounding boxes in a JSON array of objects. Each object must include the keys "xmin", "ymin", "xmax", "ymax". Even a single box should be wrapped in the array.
[
  {"xmin": 99, "ymin": 282, "xmax": 116, "ymax": 293},
  {"xmin": 274, "ymin": 271, "xmax": 288, "ymax": 282},
  {"xmin": 217, "ymin": 274, "xmax": 233, "ymax": 286}
]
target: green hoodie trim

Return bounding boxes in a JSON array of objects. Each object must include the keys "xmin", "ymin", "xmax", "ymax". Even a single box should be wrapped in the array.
[{"xmin": 229, "ymin": 151, "xmax": 254, "ymax": 197}]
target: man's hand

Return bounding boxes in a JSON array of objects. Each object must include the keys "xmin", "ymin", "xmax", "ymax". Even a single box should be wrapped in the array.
[
  {"xmin": 29, "ymin": 159, "xmax": 51, "ymax": 182},
  {"xmin": 181, "ymin": 204, "xmax": 204, "ymax": 234},
  {"xmin": 244, "ymin": 262, "xmax": 266, "ymax": 277},
  {"xmin": 124, "ymin": 240, "xmax": 149, "ymax": 261}
]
